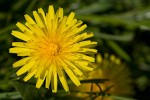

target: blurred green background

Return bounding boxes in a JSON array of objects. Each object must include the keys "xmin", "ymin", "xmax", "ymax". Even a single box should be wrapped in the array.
[{"xmin": 0, "ymin": 0, "xmax": 150, "ymax": 100}]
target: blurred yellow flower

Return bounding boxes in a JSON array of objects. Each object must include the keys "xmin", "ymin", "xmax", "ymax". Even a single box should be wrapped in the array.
[
  {"xmin": 74, "ymin": 53, "xmax": 134, "ymax": 100},
  {"xmin": 9, "ymin": 5, "xmax": 97, "ymax": 92}
]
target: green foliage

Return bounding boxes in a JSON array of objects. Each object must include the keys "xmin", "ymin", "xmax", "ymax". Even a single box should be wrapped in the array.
[
  {"xmin": 0, "ymin": 92, "xmax": 21, "ymax": 99},
  {"xmin": 11, "ymin": 81, "xmax": 45, "ymax": 100}
]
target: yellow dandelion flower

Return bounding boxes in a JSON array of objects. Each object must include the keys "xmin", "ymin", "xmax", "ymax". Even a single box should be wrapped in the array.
[
  {"xmin": 9, "ymin": 5, "xmax": 97, "ymax": 92},
  {"xmin": 74, "ymin": 53, "xmax": 134, "ymax": 100}
]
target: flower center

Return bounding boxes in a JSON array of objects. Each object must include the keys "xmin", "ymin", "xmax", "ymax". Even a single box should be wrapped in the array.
[{"xmin": 41, "ymin": 43, "xmax": 60, "ymax": 57}]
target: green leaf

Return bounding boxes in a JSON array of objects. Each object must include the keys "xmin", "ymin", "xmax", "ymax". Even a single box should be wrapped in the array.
[
  {"xmin": 110, "ymin": 95, "xmax": 136, "ymax": 100},
  {"xmin": 94, "ymin": 32, "xmax": 134, "ymax": 42},
  {"xmin": 75, "ymin": 2, "xmax": 111, "ymax": 15},
  {"xmin": 0, "ymin": 92, "xmax": 21, "ymax": 99},
  {"xmin": 0, "ymin": 24, "xmax": 16, "ymax": 34},
  {"xmin": 12, "ymin": 0, "xmax": 29, "ymax": 11},
  {"xmin": 77, "ymin": 15, "xmax": 138, "ymax": 30},
  {"xmin": 25, "ymin": 0, "xmax": 38, "ymax": 13},
  {"xmin": 11, "ymin": 80, "xmax": 46, "ymax": 100},
  {"xmin": 106, "ymin": 40, "xmax": 131, "ymax": 62}
]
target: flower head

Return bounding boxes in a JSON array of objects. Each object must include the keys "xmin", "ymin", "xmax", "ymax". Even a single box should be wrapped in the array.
[
  {"xmin": 9, "ymin": 5, "xmax": 97, "ymax": 92},
  {"xmin": 74, "ymin": 53, "xmax": 134, "ymax": 100}
]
